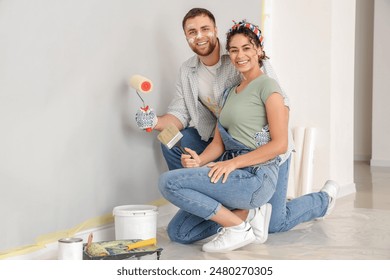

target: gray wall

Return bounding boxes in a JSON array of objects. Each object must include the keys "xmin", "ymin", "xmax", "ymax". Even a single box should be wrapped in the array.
[
  {"xmin": 0, "ymin": 0, "xmax": 262, "ymax": 251},
  {"xmin": 354, "ymin": 0, "xmax": 374, "ymax": 162},
  {"xmin": 371, "ymin": 0, "xmax": 390, "ymax": 167}
]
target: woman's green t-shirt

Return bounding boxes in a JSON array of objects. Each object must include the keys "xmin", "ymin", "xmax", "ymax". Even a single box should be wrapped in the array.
[{"xmin": 219, "ymin": 75, "xmax": 282, "ymax": 149}]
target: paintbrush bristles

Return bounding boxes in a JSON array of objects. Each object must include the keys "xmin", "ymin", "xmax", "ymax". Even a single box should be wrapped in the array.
[{"xmin": 157, "ymin": 124, "xmax": 183, "ymax": 149}]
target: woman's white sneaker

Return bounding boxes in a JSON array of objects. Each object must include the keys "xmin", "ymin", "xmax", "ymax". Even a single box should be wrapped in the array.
[{"xmin": 202, "ymin": 222, "xmax": 256, "ymax": 253}]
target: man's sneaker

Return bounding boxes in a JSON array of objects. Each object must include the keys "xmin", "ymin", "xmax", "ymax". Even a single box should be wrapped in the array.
[
  {"xmin": 247, "ymin": 203, "xmax": 272, "ymax": 244},
  {"xmin": 320, "ymin": 180, "xmax": 340, "ymax": 217},
  {"xmin": 202, "ymin": 222, "xmax": 256, "ymax": 253}
]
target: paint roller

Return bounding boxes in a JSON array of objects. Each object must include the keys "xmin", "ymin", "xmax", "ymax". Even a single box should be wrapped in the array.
[
  {"xmin": 85, "ymin": 239, "xmax": 158, "ymax": 257},
  {"xmin": 129, "ymin": 74, "xmax": 156, "ymax": 132},
  {"xmin": 85, "ymin": 233, "xmax": 158, "ymax": 258},
  {"xmin": 128, "ymin": 74, "xmax": 153, "ymax": 109},
  {"xmin": 129, "ymin": 74, "xmax": 153, "ymax": 94}
]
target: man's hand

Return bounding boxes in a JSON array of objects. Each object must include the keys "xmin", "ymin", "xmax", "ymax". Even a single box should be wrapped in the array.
[{"xmin": 135, "ymin": 106, "xmax": 158, "ymax": 132}]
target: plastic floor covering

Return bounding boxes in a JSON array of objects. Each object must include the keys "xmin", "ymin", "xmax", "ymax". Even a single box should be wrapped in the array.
[{"xmin": 154, "ymin": 162, "xmax": 390, "ymax": 260}]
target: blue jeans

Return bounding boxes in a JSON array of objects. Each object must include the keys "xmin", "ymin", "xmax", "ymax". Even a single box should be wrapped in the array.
[
  {"xmin": 268, "ymin": 157, "xmax": 329, "ymax": 232},
  {"xmin": 160, "ymin": 128, "xmax": 329, "ymax": 243},
  {"xmin": 159, "ymin": 162, "xmax": 278, "ymax": 218}
]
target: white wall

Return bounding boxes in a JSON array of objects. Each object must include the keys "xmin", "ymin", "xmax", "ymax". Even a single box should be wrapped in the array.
[
  {"xmin": 329, "ymin": 0, "xmax": 356, "ymax": 191},
  {"xmin": 0, "ymin": 0, "xmax": 263, "ymax": 252},
  {"xmin": 269, "ymin": 0, "xmax": 356, "ymax": 192},
  {"xmin": 371, "ymin": 0, "xmax": 390, "ymax": 167}
]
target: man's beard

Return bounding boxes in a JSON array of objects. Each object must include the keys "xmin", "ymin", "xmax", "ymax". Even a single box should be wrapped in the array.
[{"xmin": 191, "ymin": 38, "xmax": 218, "ymax": 57}]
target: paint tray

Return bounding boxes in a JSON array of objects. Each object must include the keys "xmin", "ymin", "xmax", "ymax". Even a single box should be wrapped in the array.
[{"xmin": 83, "ymin": 239, "xmax": 163, "ymax": 260}]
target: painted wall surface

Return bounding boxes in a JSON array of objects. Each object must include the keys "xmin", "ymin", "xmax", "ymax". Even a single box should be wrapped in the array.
[
  {"xmin": 371, "ymin": 0, "xmax": 390, "ymax": 167},
  {"xmin": 0, "ymin": 0, "xmax": 364, "ymax": 253},
  {"xmin": 329, "ymin": 0, "xmax": 356, "ymax": 189},
  {"xmin": 0, "ymin": 0, "xmax": 263, "ymax": 252},
  {"xmin": 268, "ymin": 0, "xmax": 355, "ymax": 190}
]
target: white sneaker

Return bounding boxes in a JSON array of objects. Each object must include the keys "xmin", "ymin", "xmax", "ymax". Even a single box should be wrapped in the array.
[
  {"xmin": 320, "ymin": 180, "xmax": 340, "ymax": 216},
  {"xmin": 202, "ymin": 222, "xmax": 256, "ymax": 253},
  {"xmin": 247, "ymin": 203, "xmax": 272, "ymax": 244}
]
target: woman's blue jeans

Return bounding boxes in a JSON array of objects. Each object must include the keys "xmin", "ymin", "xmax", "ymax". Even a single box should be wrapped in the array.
[
  {"xmin": 159, "ymin": 162, "xmax": 278, "ymax": 218},
  {"xmin": 160, "ymin": 127, "xmax": 329, "ymax": 244}
]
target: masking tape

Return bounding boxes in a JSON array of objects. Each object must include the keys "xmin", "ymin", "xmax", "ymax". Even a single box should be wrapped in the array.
[{"xmin": 0, "ymin": 198, "xmax": 169, "ymax": 259}]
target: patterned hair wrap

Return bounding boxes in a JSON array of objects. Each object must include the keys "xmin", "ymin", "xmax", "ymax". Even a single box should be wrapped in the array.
[{"xmin": 228, "ymin": 20, "xmax": 264, "ymax": 46}]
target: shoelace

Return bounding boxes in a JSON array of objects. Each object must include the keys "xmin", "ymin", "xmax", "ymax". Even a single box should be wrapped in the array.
[
  {"xmin": 210, "ymin": 226, "xmax": 251, "ymax": 246},
  {"xmin": 213, "ymin": 227, "xmax": 226, "ymax": 238},
  {"xmin": 210, "ymin": 227, "xmax": 228, "ymax": 246}
]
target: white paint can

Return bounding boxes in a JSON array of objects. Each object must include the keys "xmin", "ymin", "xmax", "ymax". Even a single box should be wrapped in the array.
[
  {"xmin": 58, "ymin": 237, "xmax": 83, "ymax": 260},
  {"xmin": 113, "ymin": 205, "xmax": 158, "ymax": 240}
]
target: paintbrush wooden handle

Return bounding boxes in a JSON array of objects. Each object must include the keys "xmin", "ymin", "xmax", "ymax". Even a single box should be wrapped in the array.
[
  {"xmin": 179, "ymin": 146, "xmax": 190, "ymax": 155},
  {"xmin": 86, "ymin": 233, "xmax": 93, "ymax": 250},
  {"xmin": 126, "ymin": 238, "xmax": 157, "ymax": 251}
]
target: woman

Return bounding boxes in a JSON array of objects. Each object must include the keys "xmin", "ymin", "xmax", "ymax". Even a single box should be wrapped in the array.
[{"xmin": 158, "ymin": 20, "xmax": 289, "ymax": 253}]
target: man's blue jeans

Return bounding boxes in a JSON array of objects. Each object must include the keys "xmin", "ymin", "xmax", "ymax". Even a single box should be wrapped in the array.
[
  {"xmin": 161, "ymin": 127, "xmax": 213, "ymax": 171},
  {"xmin": 160, "ymin": 127, "xmax": 329, "ymax": 244}
]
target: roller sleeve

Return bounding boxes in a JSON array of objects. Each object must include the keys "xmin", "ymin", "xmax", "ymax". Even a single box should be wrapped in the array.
[{"xmin": 129, "ymin": 75, "xmax": 153, "ymax": 93}]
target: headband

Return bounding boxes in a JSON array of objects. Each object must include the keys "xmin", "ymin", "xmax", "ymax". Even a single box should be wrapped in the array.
[{"xmin": 228, "ymin": 20, "xmax": 264, "ymax": 46}]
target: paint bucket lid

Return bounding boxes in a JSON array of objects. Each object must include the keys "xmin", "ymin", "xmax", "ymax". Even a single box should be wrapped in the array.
[
  {"xmin": 113, "ymin": 205, "xmax": 158, "ymax": 217},
  {"xmin": 58, "ymin": 237, "xmax": 83, "ymax": 243}
]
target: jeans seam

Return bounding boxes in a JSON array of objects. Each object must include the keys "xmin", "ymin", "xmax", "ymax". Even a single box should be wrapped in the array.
[
  {"xmin": 250, "ymin": 172, "xmax": 271, "ymax": 207},
  {"xmin": 278, "ymin": 200, "xmax": 326, "ymax": 232},
  {"xmin": 165, "ymin": 178, "xmax": 218, "ymax": 220}
]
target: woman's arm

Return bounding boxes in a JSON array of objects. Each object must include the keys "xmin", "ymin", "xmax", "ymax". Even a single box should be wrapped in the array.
[{"xmin": 181, "ymin": 123, "xmax": 225, "ymax": 168}]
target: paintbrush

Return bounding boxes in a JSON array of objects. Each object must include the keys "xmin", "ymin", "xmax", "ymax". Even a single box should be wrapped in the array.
[{"xmin": 157, "ymin": 124, "xmax": 190, "ymax": 155}]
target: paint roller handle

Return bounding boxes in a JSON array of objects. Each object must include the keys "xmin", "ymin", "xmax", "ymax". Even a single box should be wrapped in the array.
[
  {"xmin": 135, "ymin": 106, "xmax": 158, "ymax": 132},
  {"xmin": 126, "ymin": 238, "xmax": 157, "ymax": 251}
]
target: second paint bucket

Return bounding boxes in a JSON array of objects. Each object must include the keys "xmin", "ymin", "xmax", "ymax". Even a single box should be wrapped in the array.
[{"xmin": 113, "ymin": 205, "xmax": 158, "ymax": 240}]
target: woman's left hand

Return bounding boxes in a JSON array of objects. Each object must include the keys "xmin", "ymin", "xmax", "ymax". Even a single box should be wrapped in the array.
[{"xmin": 207, "ymin": 160, "xmax": 237, "ymax": 183}]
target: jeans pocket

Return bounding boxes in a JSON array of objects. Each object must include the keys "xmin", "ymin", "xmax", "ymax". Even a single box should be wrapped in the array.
[{"xmin": 250, "ymin": 170, "xmax": 277, "ymax": 207}]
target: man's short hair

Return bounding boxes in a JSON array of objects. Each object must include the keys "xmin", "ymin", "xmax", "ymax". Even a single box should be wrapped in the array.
[{"xmin": 182, "ymin": 8, "xmax": 216, "ymax": 30}]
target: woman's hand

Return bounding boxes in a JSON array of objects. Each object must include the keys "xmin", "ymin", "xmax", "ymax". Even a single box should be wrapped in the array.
[
  {"xmin": 207, "ymin": 160, "xmax": 237, "ymax": 184},
  {"xmin": 181, "ymin": 148, "xmax": 201, "ymax": 168}
]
